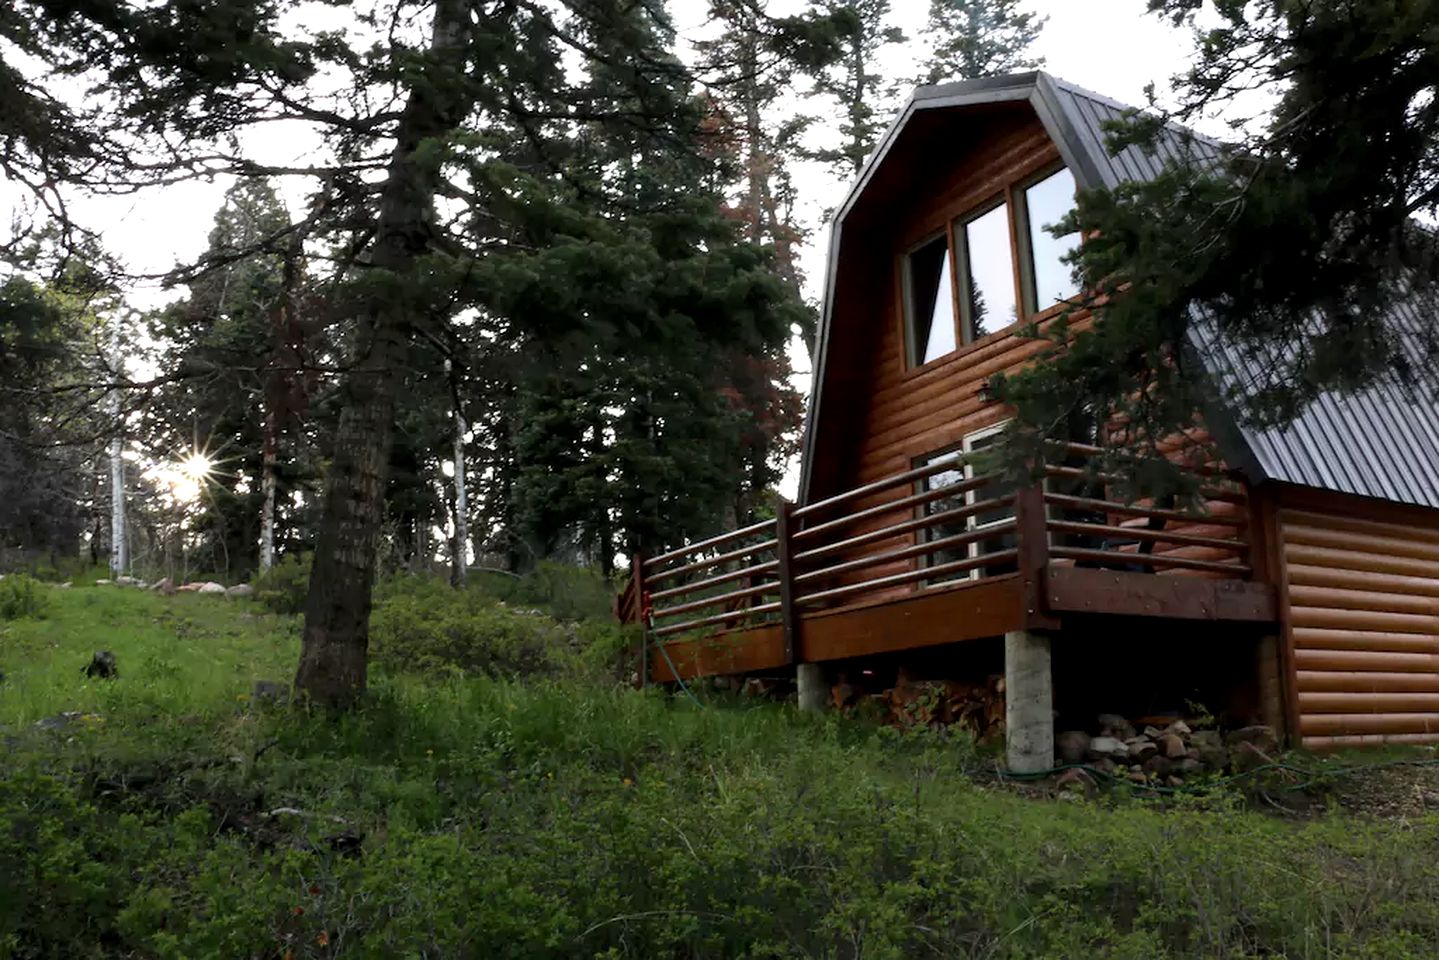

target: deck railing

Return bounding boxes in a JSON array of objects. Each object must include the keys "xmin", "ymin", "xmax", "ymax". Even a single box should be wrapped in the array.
[{"xmin": 618, "ymin": 443, "xmax": 1254, "ymax": 662}]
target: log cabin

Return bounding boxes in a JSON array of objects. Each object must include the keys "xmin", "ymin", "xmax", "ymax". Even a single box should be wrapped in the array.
[{"xmin": 616, "ymin": 72, "xmax": 1439, "ymax": 769}]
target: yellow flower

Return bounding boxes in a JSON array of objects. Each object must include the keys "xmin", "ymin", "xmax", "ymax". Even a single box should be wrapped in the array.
[{"xmin": 622, "ymin": 777, "xmax": 633, "ymax": 787}]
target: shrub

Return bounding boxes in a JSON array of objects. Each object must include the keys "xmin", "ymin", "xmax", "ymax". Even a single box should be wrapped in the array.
[
  {"xmin": 371, "ymin": 576, "xmax": 573, "ymax": 679},
  {"xmin": 474, "ymin": 561, "xmax": 619, "ymax": 622},
  {"xmin": 0, "ymin": 574, "xmax": 47, "ymax": 620},
  {"xmin": 251, "ymin": 553, "xmax": 311, "ymax": 615}
]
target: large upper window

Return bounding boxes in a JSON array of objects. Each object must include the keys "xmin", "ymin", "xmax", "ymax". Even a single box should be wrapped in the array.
[
  {"xmin": 903, "ymin": 164, "xmax": 1081, "ymax": 368},
  {"xmin": 1021, "ymin": 167, "xmax": 1082, "ymax": 314},
  {"xmin": 904, "ymin": 233, "xmax": 956, "ymax": 365}
]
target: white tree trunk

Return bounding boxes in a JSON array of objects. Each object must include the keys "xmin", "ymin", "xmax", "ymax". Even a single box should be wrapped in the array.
[
  {"xmin": 452, "ymin": 407, "xmax": 469, "ymax": 585},
  {"xmin": 258, "ymin": 409, "xmax": 277, "ymax": 572},
  {"xmin": 108, "ymin": 317, "xmax": 127, "ymax": 576}
]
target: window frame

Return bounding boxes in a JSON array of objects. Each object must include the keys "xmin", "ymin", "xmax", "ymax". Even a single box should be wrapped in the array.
[
  {"xmin": 913, "ymin": 420, "xmax": 1017, "ymax": 586},
  {"xmin": 1013, "ymin": 162, "xmax": 1083, "ymax": 320},
  {"xmin": 900, "ymin": 228, "xmax": 961, "ymax": 369},
  {"xmin": 953, "ymin": 194, "xmax": 1019, "ymax": 348},
  {"xmin": 897, "ymin": 154, "xmax": 1080, "ymax": 372}
]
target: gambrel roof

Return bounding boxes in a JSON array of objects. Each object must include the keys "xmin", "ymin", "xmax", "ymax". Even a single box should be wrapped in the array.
[{"xmin": 798, "ymin": 71, "xmax": 1439, "ymax": 510}]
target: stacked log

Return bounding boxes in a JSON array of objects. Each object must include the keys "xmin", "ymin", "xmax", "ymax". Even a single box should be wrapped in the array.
[{"xmin": 832, "ymin": 670, "xmax": 1007, "ymax": 742}]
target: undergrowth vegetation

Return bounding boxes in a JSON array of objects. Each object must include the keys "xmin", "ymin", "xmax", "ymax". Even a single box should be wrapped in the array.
[{"xmin": 2, "ymin": 571, "xmax": 1438, "ymax": 958}]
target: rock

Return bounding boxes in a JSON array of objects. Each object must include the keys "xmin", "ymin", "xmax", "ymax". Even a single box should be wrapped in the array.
[
  {"xmin": 1097, "ymin": 713, "xmax": 1136, "ymax": 740},
  {"xmin": 1164, "ymin": 720, "xmax": 1192, "ymax": 738},
  {"xmin": 116, "ymin": 575, "xmax": 143, "ymax": 587},
  {"xmin": 1087, "ymin": 736, "xmax": 1129, "ymax": 761},
  {"xmin": 198, "ymin": 582, "xmax": 226, "ymax": 595},
  {"xmin": 226, "ymin": 583, "xmax": 254, "ymax": 599},
  {"xmin": 94, "ymin": 579, "xmax": 113, "ymax": 586},
  {"xmin": 1126, "ymin": 738, "xmax": 1159, "ymax": 762},
  {"xmin": 1090, "ymin": 757, "xmax": 1118, "ymax": 776},
  {"xmin": 1142, "ymin": 754, "xmax": 1173, "ymax": 777},
  {"xmin": 1166, "ymin": 775, "xmax": 1184, "ymax": 788},
  {"xmin": 35, "ymin": 711, "xmax": 83, "ymax": 731},
  {"xmin": 55, "ymin": 581, "xmax": 71, "ymax": 589},
  {"xmin": 252, "ymin": 680, "xmax": 288, "ymax": 705},
  {"xmin": 1055, "ymin": 767, "xmax": 1095, "ymax": 793},
  {"xmin": 1225, "ymin": 725, "xmax": 1279, "ymax": 752},
  {"xmin": 176, "ymin": 582, "xmax": 204, "ymax": 592},
  {"xmin": 150, "ymin": 577, "xmax": 175, "ymax": 596},
  {"xmin": 83, "ymin": 651, "xmax": 118, "ymax": 679},
  {"xmin": 1056, "ymin": 730, "xmax": 1091, "ymax": 764},
  {"xmin": 1190, "ymin": 729, "xmax": 1226, "ymax": 767},
  {"xmin": 1159, "ymin": 734, "xmax": 1188, "ymax": 759},
  {"xmin": 1143, "ymin": 725, "xmax": 1164, "ymax": 739},
  {"xmin": 1175, "ymin": 758, "xmax": 1202, "ymax": 776},
  {"xmin": 1230, "ymin": 741, "xmax": 1275, "ymax": 773}
]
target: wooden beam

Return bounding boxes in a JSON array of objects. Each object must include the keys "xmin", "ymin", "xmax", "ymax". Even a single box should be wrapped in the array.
[
  {"xmin": 1015, "ymin": 483, "xmax": 1059, "ymax": 630},
  {"xmin": 775, "ymin": 500, "xmax": 800, "ymax": 665},
  {"xmin": 1043, "ymin": 566, "xmax": 1277, "ymax": 621},
  {"xmin": 798, "ymin": 576, "xmax": 1024, "ymax": 663},
  {"xmin": 650, "ymin": 623, "xmax": 787, "ymax": 682}
]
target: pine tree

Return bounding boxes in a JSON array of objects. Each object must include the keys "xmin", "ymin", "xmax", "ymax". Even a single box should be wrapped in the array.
[
  {"xmin": 994, "ymin": 0, "xmax": 1439, "ymax": 488},
  {"xmin": 915, "ymin": 0, "xmax": 1045, "ymax": 85},
  {"xmin": 809, "ymin": 0, "xmax": 906, "ymax": 178}
]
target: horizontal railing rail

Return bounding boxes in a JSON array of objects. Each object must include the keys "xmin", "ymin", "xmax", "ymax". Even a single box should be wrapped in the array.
[{"xmin": 618, "ymin": 442, "xmax": 1259, "ymax": 677}]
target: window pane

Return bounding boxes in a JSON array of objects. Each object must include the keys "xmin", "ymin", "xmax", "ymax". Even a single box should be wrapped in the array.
[
  {"xmin": 963, "ymin": 431, "xmax": 1012, "ymax": 527},
  {"xmin": 906, "ymin": 235, "xmax": 955, "ymax": 364},
  {"xmin": 962, "ymin": 204, "xmax": 1017, "ymax": 341},
  {"xmin": 919, "ymin": 451, "xmax": 967, "ymax": 583},
  {"xmin": 1025, "ymin": 167, "xmax": 1081, "ymax": 309}
]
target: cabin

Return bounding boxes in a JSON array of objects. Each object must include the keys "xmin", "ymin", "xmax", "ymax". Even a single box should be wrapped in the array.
[{"xmin": 616, "ymin": 72, "xmax": 1439, "ymax": 770}]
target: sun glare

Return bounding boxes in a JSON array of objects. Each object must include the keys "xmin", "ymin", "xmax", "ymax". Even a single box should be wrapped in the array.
[{"xmin": 147, "ymin": 449, "xmax": 218, "ymax": 505}]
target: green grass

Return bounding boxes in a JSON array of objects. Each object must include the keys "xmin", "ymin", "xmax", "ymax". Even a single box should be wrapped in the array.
[
  {"xmin": 3, "ymin": 579, "xmax": 1439, "ymax": 958},
  {"xmin": 0, "ymin": 580, "xmax": 296, "ymax": 728}
]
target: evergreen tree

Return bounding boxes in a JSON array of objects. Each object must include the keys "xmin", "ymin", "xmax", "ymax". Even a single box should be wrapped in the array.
[
  {"xmin": 915, "ymin": 0, "xmax": 1045, "ymax": 85},
  {"xmin": 809, "ymin": 0, "xmax": 906, "ymax": 178},
  {"xmin": 994, "ymin": 0, "xmax": 1439, "ymax": 488}
]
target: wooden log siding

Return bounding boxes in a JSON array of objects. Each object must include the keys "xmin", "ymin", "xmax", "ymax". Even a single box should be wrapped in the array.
[{"xmin": 1275, "ymin": 501, "xmax": 1439, "ymax": 748}]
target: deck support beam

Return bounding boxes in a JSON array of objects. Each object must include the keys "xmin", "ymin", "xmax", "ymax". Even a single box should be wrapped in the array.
[
  {"xmin": 797, "ymin": 663, "xmax": 828, "ymax": 712},
  {"xmin": 1005, "ymin": 629, "xmax": 1054, "ymax": 774}
]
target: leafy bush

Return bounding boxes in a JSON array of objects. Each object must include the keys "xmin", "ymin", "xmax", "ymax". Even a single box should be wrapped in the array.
[
  {"xmin": 371, "ymin": 576, "xmax": 574, "ymax": 679},
  {"xmin": 474, "ymin": 561, "xmax": 619, "ymax": 622},
  {"xmin": 0, "ymin": 574, "xmax": 47, "ymax": 620},
  {"xmin": 251, "ymin": 553, "xmax": 311, "ymax": 615}
]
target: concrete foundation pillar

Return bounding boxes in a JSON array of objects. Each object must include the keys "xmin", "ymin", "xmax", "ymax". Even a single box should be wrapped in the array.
[
  {"xmin": 1005, "ymin": 630, "xmax": 1053, "ymax": 773},
  {"xmin": 796, "ymin": 662, "xmax": 828, "ymax": 713}
]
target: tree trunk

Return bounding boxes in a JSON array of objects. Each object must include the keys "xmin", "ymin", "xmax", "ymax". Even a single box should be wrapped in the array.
[
  {"xmin": 258, "ymin": 406, "xmax": 277, "ymax": 573},
  {"xmin": 294, "ymin": 0, "xmax": 475, "ymax": 709}
]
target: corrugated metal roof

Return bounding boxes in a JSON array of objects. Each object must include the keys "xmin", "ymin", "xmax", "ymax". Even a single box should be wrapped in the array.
[
  {"xmin": 798, "ymin": 71, "xmax": 1439, "ymax": 510},
  {"xmin": 1192, "ymin": 303, "xmax": 1439, "ymax": 509}
]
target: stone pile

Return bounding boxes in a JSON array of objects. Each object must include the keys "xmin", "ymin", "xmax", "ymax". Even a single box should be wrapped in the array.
[{"xmin": 1056, "ymin": 713, "xmax": 1280, "ymax": 784}]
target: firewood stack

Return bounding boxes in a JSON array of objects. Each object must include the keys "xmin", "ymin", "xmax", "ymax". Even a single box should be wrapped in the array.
[
  {"xmin": 832, "ymin": 670, "xmax": 1007, "ymax": 742},
  {"xmin": 1056, "ymin": 714, "xmax": 1281, "ymax": 784}
]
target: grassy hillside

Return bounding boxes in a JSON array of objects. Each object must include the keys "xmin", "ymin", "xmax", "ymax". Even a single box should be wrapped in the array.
[{"xmin": 3, "ymin": 575, "xmax": 1439, "ymax": 959}]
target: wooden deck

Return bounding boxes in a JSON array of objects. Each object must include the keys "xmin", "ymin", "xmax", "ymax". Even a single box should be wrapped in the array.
[{"xmin": 619, "ymin": 444, "xmax": 1279, "ymax": 683}]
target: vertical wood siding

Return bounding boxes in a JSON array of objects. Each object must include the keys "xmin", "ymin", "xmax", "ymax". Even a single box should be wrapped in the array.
[{"xmin": 1278, "ymin": 500, "xmax": 1439, "ymax": 747}]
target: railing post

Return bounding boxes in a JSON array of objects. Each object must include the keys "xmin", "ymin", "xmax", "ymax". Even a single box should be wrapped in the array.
[
  {"xmin": 1014, "ymin": 482, "xmax": 1058, "ymax": 631},
  {"xmin": 631, "ymin": 552, "xmax": 649, "ymax": 687},
  {"xmin": 775, "ymin": 500, "xmax": 800, "ymax": 665}
]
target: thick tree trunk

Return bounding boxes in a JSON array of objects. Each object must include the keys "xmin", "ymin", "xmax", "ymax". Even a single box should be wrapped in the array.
[{"xmin": 294, "ymin": 0, "xmax": 474, "ymax": 709}]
